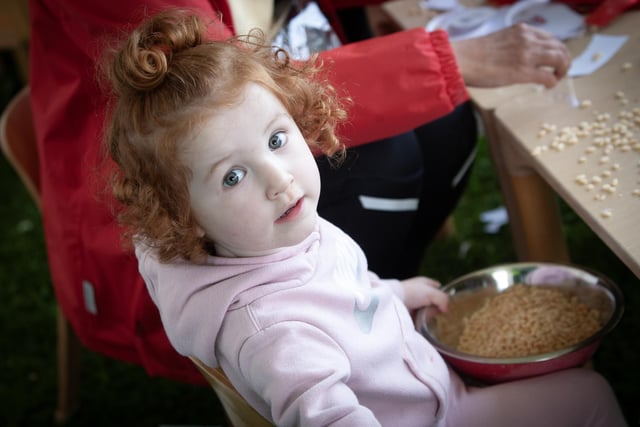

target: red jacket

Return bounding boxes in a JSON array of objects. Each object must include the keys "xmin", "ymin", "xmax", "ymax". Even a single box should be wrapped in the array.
[{"xmin": 28, "ymin": 0, "xmax": 468, "ymax": 383}]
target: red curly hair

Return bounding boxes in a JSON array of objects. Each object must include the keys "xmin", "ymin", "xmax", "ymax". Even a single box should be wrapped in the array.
[{"xmin": 103, "ymin": 8, "xmax": 347, "ymax": 262}]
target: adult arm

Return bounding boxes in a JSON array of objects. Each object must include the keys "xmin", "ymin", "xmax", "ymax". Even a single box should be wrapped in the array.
[{"xmin": 31, "ymin": 0, "xmax": 467, "ymax": 149}]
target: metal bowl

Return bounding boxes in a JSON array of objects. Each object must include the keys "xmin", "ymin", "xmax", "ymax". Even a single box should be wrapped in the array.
[{"xmin": 415, "ymin": 262, "xmax": 624, "ymax": 383}]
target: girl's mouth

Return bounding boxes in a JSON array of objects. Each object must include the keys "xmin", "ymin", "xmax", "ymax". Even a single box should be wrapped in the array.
[{"xmin": 276, "ymin": 198, "xmax": 303, "ymax": 223}]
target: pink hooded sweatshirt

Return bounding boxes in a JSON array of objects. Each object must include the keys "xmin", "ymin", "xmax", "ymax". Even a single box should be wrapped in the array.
[{"xmin": 137, "ymin": 218, "xmax": 451, "ymax": 426}]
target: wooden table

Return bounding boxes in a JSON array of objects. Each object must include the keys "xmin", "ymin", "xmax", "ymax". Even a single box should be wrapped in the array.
[
  {"xmin": 494, "ymin": 11, "xmax": 640, "ymax": 277},
  {"xmin": 381, "ymin": 1, "xmax": 640, "ymax": 277}
]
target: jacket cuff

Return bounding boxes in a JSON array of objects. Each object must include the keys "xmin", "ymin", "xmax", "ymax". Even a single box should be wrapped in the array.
[{"xmin": 427, "ymin": 29, "xmax": 469, "ymax": 107}]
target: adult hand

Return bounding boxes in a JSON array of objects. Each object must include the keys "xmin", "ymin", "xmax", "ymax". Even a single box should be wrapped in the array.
[{"xmin": 451, "ymin": 23, "xmax": 572, "ymax": 88}]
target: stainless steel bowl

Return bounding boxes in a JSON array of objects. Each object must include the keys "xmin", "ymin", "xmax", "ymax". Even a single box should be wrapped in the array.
[{"xmin": 415, "ymin": 262, "xmax": 624, "ymax": 383}]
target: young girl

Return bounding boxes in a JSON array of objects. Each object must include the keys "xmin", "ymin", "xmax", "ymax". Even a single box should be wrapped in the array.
[{"xmin": 103, "ymin": 9, "xmax": 626, "ymax": 427}]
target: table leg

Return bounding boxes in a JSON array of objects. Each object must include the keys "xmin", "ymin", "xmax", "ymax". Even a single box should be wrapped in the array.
[
  {"xmin": 54, "ymin": 310, "xmax": 81, "ymax": 425},
  {"xmin": 478, "ymin": 107, "xmax": 570, "ymax": 263}
]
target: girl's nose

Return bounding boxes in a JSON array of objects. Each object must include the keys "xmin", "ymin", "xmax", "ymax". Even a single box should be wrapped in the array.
[{"xmin": 264, "ymin": 161, "xmax": 293, "ymax": 200}]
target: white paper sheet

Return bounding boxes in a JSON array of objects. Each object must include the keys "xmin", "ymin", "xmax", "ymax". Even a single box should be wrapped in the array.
[{"xmin": 567, "ymin": 34, "xmax": 629, "ymax": 77}]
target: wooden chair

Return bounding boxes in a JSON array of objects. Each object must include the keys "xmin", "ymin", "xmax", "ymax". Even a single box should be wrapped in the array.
[
  {"xmin": 189, "ymin": 356, "xmax": 274, "ymax": 427},
  {"xmin": 0, "ymin": 86, "xmax": 81, "ymax": 424},
  {"xmin": 0, "ymin": 0, "xmax": 30, "ymax": 82}
]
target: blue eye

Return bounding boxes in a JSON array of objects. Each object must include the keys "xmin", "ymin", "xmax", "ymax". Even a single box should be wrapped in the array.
[
  {"xmin": 223, "ymin": 168, "xmax": 245, "ymax": 187},
  {"xmin": 269, "ymin": 132, "xmax": 287, "ymax": 150}
]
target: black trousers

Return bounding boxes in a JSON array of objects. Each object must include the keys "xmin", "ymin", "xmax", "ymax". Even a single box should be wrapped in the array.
[{"xmin": 317, "ymin": 101, "xmax": 478, "ymax": 279}]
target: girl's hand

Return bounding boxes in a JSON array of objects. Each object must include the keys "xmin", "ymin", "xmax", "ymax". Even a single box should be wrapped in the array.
[{"xmin": 400, "ymin": 276, "xmax": 449, "ymax": 313}]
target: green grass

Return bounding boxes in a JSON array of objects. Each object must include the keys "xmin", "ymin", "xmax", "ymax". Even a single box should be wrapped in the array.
[{"xmin": 1, "ymin": 52, "xmax": 638, "ymax": 426}]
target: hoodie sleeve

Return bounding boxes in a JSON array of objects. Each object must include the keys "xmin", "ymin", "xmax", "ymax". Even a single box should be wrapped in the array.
[
  {"xmin": 238, "ymin": 322, "xmax": 382, "ymax": 427},
  {"xmin": 367, "ymin": 271, "xmax": 405, "ymax": 302}
]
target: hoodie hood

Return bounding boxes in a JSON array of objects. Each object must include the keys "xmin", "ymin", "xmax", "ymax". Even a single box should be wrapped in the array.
[{"xmin": 136, "ymin": 224, "xmax": 321, "ymax": 368}]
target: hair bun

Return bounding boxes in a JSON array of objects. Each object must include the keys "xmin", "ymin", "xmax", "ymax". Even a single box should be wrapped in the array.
[
  {"xmin": 126, "ymin": 45, "xmax": 169, "ymax": 90},
  {"xmin": 110, "ymin": 10, "xmax": 206, "ymax": 94}
]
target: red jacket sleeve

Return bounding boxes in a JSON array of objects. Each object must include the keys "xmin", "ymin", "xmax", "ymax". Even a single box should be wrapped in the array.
[{"xmin": 317, "ymin": 28, "xmax": 469, "ymax": 146}]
